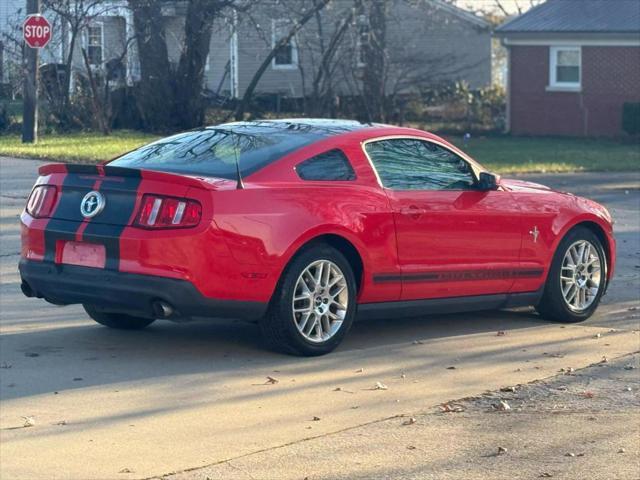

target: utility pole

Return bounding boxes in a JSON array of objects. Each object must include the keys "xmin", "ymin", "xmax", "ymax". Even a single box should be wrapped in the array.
[{"xmin": 22, "ymin": 0, "xmax": 41, "ymax": 144}]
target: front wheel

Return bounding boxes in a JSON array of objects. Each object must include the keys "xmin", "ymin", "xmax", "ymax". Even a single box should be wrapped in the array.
[
  {"xmin": 84, "ymin": 305, "xmax": 156, "ymax": 330},
  {"xmin": 537, "ymin": 227, "xmax": 606, "ymax": 323},
  {"xmin": 260, "ymin": 244, "xmax": 357, "ymax": 356}
]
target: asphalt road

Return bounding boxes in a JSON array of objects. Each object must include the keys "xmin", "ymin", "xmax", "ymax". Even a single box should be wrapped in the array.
[{"xmin": 0, "ymin": 157, "xmax": 639, "ymax": 479}]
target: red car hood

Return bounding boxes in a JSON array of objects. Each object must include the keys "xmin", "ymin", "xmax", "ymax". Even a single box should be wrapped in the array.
[{"xmin": 500, "ymin": 178, "xmax": 564, "ymax": 194}]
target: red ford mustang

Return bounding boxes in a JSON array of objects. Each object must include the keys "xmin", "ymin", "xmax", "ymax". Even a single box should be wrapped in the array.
[{"xmin": 20, "ymin": 120, "xmax": 615, "ymax": 355}]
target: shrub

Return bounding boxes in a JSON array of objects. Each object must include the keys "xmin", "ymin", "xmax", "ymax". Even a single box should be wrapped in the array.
[{"xmin": 622, "ymin": 102, "xmax": 640, "ymax": 135}]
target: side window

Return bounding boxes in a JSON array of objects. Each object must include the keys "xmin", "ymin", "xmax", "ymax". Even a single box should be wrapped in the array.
[
  {"xmin": 296, "ymin": 149, "xmax": 356, "ymax": 181},
  {"xmin": 364, "ymin": 139, "xmax": 475, "ymax": 190}
]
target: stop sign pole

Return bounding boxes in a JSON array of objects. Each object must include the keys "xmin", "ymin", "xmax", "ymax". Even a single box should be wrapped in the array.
[{"xmin": 22, "ymin": 0, "xmax": 48, "ymax": 144}]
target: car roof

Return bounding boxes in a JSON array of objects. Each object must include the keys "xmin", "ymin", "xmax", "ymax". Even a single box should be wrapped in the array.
[{"xmin": 213, "ymin": 118, "xmax": 379, "ymax": 136}]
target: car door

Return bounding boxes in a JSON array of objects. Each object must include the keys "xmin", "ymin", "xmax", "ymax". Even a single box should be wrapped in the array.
[{"xmin": 363, "ymin": 137, "xmax": 523, "ymax": 301}]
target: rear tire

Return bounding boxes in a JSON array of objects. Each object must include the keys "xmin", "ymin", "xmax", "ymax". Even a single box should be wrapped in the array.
[
  {"xmin": 536, "ymin": 226, "xmax": 606, "ymax": 323},
  {"xmin": 260, "ymin": 244, "xmax": 357, "ymax": 356},
  {"xmin": 83, "ymin": 305, "xmax": 156, "ymax": 330}
]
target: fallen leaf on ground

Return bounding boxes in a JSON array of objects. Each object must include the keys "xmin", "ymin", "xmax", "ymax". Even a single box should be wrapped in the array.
[
  {"xmin": 253, "ymin": 376, "xmax": 279, "ymax": 385},
  {"xmin": 402, "ymin": 417, "xmax": 416, "ymax": 426},
  {"xmin": 333, "ymin": 387, "xmax": 354, "ymax": 394},
  {"xmin": 440, "ymin": 403, "xmax": 465, "ymax": 413},
  {"xmin": 22, "ymin": 416, "xmax": 35, "ymax": 427}
]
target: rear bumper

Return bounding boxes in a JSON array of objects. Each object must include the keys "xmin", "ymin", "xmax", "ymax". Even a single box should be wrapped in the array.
[{"xmin": 19, "ymin": 259, "xmax": 268, "ymax": 321}]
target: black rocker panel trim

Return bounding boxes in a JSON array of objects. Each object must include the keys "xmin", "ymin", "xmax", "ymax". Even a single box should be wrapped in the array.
[
  {"xmin": 373, "ymin": 268, "xmax": 544, "ymax": 284},
  {"xmin": 356, "ymin": 289, "xmax": 544, "ymax": 321}
]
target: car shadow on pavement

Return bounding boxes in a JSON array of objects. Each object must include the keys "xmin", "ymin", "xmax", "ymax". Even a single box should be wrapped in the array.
[{"xmin": 0, "ymin": 287, "xmax": 572, "ymax": 403}]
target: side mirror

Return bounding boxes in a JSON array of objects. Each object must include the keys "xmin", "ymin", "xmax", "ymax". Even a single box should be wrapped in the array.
[{"xmin": 477, "ymin": 171, "xmax": 500, "ymax": 190}]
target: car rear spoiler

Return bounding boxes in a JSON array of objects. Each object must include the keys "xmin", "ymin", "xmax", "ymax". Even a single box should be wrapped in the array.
[{"xmin": 38, "ymin": 163, "xmax": 236, "ymax": 191}]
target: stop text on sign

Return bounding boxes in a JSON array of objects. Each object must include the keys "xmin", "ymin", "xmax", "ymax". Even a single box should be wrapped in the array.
[{"xmin": 23, "ymin": 15, "xmax": 52, "ymax": 49}]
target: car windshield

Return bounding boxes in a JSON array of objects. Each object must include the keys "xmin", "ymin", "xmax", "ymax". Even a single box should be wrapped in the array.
[{"xmin": 109, "ymin": 123, "xmax": 328, "ymax": 179}]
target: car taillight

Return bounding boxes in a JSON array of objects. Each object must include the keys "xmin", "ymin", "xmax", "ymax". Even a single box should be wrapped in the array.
[
  {"xmin": 25, "ymin": 185, "xmax": 57, "ymax": 218},
  {"xmin": 135, "ymin": 194, "xmax": 202, "ymax": 229}
]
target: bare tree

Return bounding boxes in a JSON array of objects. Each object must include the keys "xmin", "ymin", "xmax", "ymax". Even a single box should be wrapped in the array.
[
  {"xmin": 308, "ymin": 7, "xmax": 354, "ymax": 116},
  {"xmin": 357, "ymin": 0, "xmax": 387, "ymax": 122},
  {"xmin": 41, "ymin": 0, "xmax": 119, "ymax": 126},
  {"xmin": 128, "ymin": 0, "xmax": 249, "ymax": 131},
  {"xmin": 233, "ymin": 0, "xmax": 332, "ymax": 121}
]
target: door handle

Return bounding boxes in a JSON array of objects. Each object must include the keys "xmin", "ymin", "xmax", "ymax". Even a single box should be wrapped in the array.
[{"xmin": 400, "ymin": 205, "xmax": 427, "ymax": 218}]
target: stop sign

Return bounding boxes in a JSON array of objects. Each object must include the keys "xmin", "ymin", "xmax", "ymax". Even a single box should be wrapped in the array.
[{"xmin": 23, "ymin": 14, "xmax": 52, "ymax": 49}]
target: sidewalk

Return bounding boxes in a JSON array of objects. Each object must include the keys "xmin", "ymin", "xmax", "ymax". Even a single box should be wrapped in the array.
[{"xmin": 163, "ymin": 353, "xmax": 640, "ymax": 480}]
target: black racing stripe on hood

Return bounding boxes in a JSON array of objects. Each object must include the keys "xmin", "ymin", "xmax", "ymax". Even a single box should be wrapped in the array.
[{"xmin": 81, "ymin": 171, "xmax": 142, "ymax": 270}]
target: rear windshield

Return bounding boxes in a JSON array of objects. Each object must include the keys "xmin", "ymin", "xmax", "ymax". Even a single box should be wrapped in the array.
[{"xmin": 109, "ymin": 125, "xmax": 327, "ymax": 179}]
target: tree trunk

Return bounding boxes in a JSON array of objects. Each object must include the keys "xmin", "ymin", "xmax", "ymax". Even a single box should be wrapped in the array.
[
  {"xmin": 172, "ymin": 0, "xmax": 222, "ymax": 129},
  {"xmin": 129, "ymin": 0, "xmax": 173, "ymax": 131},
  {"xmin": 360, "ymin": 0, "xmax": 386, "ymax": 123}
]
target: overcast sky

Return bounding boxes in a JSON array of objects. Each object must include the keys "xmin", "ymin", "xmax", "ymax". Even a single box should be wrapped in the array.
[{"xmin": 454, "ymin": 0, "xmax": 541, "ymax": 15}]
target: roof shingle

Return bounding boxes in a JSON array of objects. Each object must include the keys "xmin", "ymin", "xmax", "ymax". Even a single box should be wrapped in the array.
[{"xmin": 496, "ymin": 0, "xmax": 640, "ymax": 34}]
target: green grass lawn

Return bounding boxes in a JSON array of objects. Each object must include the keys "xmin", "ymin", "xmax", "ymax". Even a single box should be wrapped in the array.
[
  {"xmin": 0, "ymin": 130, "xmax": 638, "ymax": 173},
  {"xmin": 448, "ymin": 135, "xmax": 640, "ymax": 173},
  {"xmin": 0, "ymin": 131, "xmax": 159, "ymax": 163}
]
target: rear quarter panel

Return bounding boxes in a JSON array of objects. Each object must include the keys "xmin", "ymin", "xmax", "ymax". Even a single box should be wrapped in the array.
[{"xmin": 210, "ymin": 182, "xmax": 400, "ymax": 303}]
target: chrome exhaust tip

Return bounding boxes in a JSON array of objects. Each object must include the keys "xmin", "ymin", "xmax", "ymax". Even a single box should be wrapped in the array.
[{"xmin": 152, "ymin": 300, "xmax": 174, "ymax": 318}]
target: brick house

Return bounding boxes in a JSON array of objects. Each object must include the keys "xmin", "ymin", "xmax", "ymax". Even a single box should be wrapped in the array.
[{"xmin": 495, "ymin": 0, "xmax": 640, "ymax": 137}]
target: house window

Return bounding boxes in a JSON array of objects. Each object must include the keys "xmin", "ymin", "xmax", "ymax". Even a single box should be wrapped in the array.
[
  {"xmin": 272, "ymin": 20, "xmax": 297, "ymax": 69},
  {"xmin": 87, "ymin": 23, "xmax": 104, "ymax": 66},
  {"xmin": 549, "ymin": 46, "xmax": 581, "ymax": 89}
]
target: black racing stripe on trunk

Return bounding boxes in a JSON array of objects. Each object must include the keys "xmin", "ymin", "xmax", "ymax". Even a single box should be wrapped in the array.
[
  {"xmin": 63, "ymin": 164, "xmax": 100, "ymax": 174},
  {"xmin": 43, "ymin": 169, "xmax": 96, "ymax": 263},
  {"xmin": 373, "ymin": 268, "xmax": 545, "ymax": 284},
  {"xmin": 81, "ymin": 172, "xmax": 142, "ymax": 270}
]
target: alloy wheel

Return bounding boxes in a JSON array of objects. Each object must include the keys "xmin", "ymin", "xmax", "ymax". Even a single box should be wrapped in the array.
[
  {"xmin": 292, "ymin": 260, "xmax": 349, "ymax": 343},
  {"xmin": 560, "ymin": 240, "xmax": 602, "ymax": 312}
]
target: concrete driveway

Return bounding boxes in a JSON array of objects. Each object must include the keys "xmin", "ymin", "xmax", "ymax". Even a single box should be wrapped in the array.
[{"xmin": 0, "ymin": 157, "xmax": 638, "ymax": 479}]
